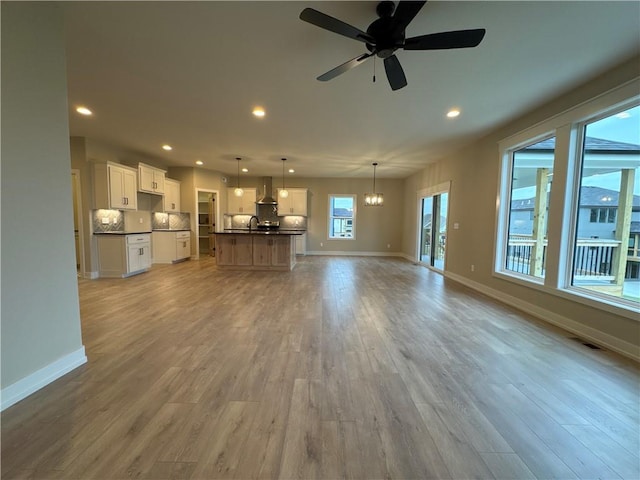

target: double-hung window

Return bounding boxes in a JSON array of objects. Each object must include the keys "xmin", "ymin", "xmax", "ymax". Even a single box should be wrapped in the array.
[{"xmin": 328, "ymin": 195, "xmax": 356, "ymax": 239}]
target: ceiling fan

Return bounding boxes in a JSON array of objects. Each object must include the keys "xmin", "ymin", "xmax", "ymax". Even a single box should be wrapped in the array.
[{"xmin": 299, "ymin": 1, "xmax": 486, "ymax": 91}]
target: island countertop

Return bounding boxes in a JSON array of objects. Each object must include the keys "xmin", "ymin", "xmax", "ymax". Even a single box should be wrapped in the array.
[{"xmin": 218, "ymin": 229, "xmax": 306, "ymax": 235}]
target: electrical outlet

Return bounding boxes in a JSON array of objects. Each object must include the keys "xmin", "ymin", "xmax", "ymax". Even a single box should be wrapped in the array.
[
  {"xmin": 112, "ymin": 218, "xmax": 118, "ymax": 224},
  {"xmin": 387, "ymin": 243, "xmax": 391, "ymax": 248},
  {"xmin": 471, "ymin": 264, "xmax": 475, "ymax": 272},
  {"xmin": 101, "ymin": 217, "xmax": 109, "ymax": 224},
  {"xmin": 320, "ymin": 242, "xmax": 323, "ymax": 247},
  {"xmin": 139, "ymin": 218, "xmax": 143, "ymax": 224}
]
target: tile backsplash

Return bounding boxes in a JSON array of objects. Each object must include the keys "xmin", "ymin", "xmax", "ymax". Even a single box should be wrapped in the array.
[
  {"xmin": 92, "ymin": 209, "xmax": 124, "ymax": 232},
  {"xmin": 152, "ymin": 212, "xmax": 191, "ymax": 230},
  {"xmin": 224, "ymin": 214, "xmax": 307, "ymax": 230},
  {"xmin": 92, "ymin": 209, "xmax": 152, "ymax": 233}
]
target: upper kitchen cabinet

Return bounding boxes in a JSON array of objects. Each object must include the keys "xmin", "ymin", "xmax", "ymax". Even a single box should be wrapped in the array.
[
  {"xmin": 164, "ymin": 178, "xmax": 181, "ymax": 213},
  {"xmin": 226, "ymin": 188, "xmax": 257, "ymax": 214},
  {"xmin": 276, "ymin": 188, "xmax": 307, "ymax": 216},
  {"xmin": 94, "ymin": 162, "xmax": 138, "ymax": 210},
  {"xmin": 138, "ymin": 163, "xmax": 166, "ymax": 195}
]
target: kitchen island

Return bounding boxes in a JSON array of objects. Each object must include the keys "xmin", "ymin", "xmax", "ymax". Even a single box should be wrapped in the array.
[{"xmin": 215, "ymin": 230, "xmax": 305, "ymax": 271}]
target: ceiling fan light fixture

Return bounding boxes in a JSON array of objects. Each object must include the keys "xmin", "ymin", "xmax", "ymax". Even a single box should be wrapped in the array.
[
  {"xmin": 279, "ymin": 158, "xmax": 289, "ymax": 198},
  {"xmin": 234, "ymin": 157, "xmax": 244, "ymax": 197},
  {"xmin": 364, "ymin": 162, "xmax": 383, "ymax": 206}
]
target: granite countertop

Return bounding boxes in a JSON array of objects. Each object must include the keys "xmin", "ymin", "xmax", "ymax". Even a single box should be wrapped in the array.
[
  {"xmin": 219, "ymin": 229, "xmax": 306, "ymax": 235},
  {"xmin": 152, "ymin": 229, "xmax": 191, "ymax": 232},
  {"xmin": 94, "ymin": 231, "xmax": 152, "ymax": 235}
]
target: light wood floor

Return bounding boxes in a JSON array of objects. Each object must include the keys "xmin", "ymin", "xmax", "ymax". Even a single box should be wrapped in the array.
[{"xmin": 2, "ymin": 256, "xmax": 639, "ymax": 479}]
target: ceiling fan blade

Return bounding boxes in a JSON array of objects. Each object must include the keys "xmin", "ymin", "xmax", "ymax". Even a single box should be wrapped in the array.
[
  {"xmin": 317, "ymin": 53, "xmax": 373, "ymax": 82},
  {"xmin": 392, "ymin": 1, "xmax": 427, "ymax": 33},
  {"xmin": 383, "ymin": 55, "xmax": 408, "ymax": 91},
  {"xmin": 404, "ymin": 29, "xmax": 486, "ymax": 50},
  {"xmin": 300, "ymin": 8, "xmax": 375, "ymax": 44}
]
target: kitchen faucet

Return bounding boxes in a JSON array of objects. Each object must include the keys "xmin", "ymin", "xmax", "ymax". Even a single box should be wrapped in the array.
[{"xmin": 248, "ymin": 215, "xmax": 259, "ymax": 231}]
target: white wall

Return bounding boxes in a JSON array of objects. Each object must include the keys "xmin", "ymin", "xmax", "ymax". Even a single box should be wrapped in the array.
[{"xmin": 1, "ymin": 3, "xmax": 86, "ymax": 408}]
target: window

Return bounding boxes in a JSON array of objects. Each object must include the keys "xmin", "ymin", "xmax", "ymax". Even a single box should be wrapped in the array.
[
  {"xmin": 495, "ymin": 89, "xmax": 639, "ymax": 318},
  {"xmin": 501, "ymin": 136, "xmax": 555, "ymax": 279},
  {"xmin": 328, "ymin": 195, "xmax": 356, "ymax": 239},
  {"xmin": 570, "ymin": 105, "xmax": 640, "ymax": 303},
  {"xmin": 589, "ymin": 208, "xmax": 616, "ymax": 223}
]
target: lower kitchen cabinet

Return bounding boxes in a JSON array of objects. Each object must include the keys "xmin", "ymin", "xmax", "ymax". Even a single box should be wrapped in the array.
[
  {"xmin": 216, "ymin": 235, "xmax": 253, "ymax": 266},
  {"xmin": 96, "ymin": 233, "xmax": 151, "ymax": 278},
  {"xmin": 152, "ymin": 231, "xmax": 191, "ymax": 264},
  {"xmin": 253, "ymin": 236, "xmax": 291, "ymax": 267},
  {"xmin": 215, "ymin": 233, "xmax": 297, "ymax": 271}
]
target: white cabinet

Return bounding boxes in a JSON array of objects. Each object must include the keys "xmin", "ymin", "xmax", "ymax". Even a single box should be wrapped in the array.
[
  {"xmin": 226, "ymin": 188, "xmax": 257, "ymax": 214},
  {"xmin": 138, "ymin": 163, "xmax": 166, "ymax": 194},
  {"xmin": 97, "ymin": 233, "xmax": 151, "ymax": 278},
  {"xmin": 152, "ymin": 231, "xmax": 191, "ymax": 264},
  {"xmin": 164, "ymin": 178, "xmax": 181, "ymax": 212},
  {"xmin": 277, "ymin": 188, "xmax": 307, "ymax": 216},
  {"xmin": 94, "ymin": 162, "xmax": 138, "ymax": 210},
  {"xmin": 295, "ymin": 233, "xmax": 307, "ymax": 255}
]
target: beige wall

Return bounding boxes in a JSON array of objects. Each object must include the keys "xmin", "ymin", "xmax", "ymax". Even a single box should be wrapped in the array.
[
  {"xmin": 299, "ymin": 177, "xmax": 404, "ymax": 254},
  {"xmin": 1, "ymin": 3, "xmax": 84, "ymax": 389},
  {"xmin": 400, "ymin": 55, "xmax": 640, "ymax": 354}
]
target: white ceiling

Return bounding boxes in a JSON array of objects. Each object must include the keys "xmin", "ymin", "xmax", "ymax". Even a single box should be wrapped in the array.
[{"xmin": 61, "ymin": 1, "xmax": 640, "ymax": 179}]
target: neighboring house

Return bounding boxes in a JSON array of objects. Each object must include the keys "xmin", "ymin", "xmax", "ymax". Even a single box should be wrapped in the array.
[{"xmin": 510, "ymin": 186, "xmax": 640, "ymax": 240}]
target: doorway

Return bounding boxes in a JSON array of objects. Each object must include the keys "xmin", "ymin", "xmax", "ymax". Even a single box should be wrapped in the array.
[
  {"xmin": 196, "ymin": 189, "xmax": 219, "ymax": 258},
  {"xmin": 418, "ymin": 184, "xmax": 449, "ymax": 271},
  {"xmin": 71, "ymin": 170, "xmax": 85, "ymax": 276}
]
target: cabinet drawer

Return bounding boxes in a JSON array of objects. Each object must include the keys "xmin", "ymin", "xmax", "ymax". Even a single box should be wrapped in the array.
[
  {"xmin": 176, "ymin": 231, "xmax": 191, "ymax": 240},
  {"xmin": 127, "ymin": 234, "xmax": 150, "ymax": 245}
]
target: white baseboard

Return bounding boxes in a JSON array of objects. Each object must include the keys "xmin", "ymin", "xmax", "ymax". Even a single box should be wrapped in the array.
[
  {"xmin": 306, "ymin": 251, "xmax": 404, "ymax": 257},
  {"xmin": 1, "ymin": 346, "xmax": 87, "ymax": 411},
  {"xmin": 445, "ymin": 271, "xmax": 640, "ymax": 362},
  {"xmin": 84, "ymin": 271, "xmax": 99, "ymax": 279}
]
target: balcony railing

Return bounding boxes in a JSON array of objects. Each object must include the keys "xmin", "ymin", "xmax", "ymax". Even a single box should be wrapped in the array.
[{"xmin": 506, "ymin": 236, "xmax": 628, "ymax": 280}]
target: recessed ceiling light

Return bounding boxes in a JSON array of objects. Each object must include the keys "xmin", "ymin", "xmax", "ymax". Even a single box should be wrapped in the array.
[
  {"xmin": 288, "ymin": 169, "xmax": 295, "ymax": 173},
  {"xmin": 76, "ymin": 106, "xmax": 92, "ymax": 116},
  {"xmin": 252, "ymin": 106, "xmax": 265, "ymax": 118},
  {"xmin": 241, "ymin": 167, "xmax": 249, "ymax": 173},
  {"xmin": 195, "ymin": 160, "xmax": 204, "ymax": 165},
  {"xmin": 162, "ymin": 144, "xmax": 172, "ymax": 151},
  {"xmin": 447, "ymin": 109, "xmax": 461, "ymax": 118}
]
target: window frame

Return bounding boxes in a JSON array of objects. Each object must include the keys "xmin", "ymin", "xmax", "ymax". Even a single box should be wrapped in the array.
[
  {"xmin": 328, "ymin": 194, "xmax": 357, "ymax": 240},
  {"xmin": 494, "ymin": 79, "xmax": 640, "ymax": 320}
]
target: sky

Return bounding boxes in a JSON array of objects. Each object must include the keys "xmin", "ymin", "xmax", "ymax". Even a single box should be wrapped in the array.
[{"xmin": 513, "ymin": 105, "xmax": 640, "ymax": 199}]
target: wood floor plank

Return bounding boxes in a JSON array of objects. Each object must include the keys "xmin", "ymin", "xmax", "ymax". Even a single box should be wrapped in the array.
[{"xmin": 2, "ymin": 256, "xmax": 638, "ymax": 480}]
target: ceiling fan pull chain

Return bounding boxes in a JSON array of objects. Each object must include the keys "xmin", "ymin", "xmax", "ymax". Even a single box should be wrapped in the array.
[{"xmin": 373, "ymin": 56, "xmax": 376, "ymax": 83}]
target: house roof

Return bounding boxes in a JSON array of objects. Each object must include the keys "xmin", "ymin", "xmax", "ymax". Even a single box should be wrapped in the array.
[
  {"xmin": 512, "ymin": 186, "xmax": 640, "ymax": 210},
  {"xmin": 522, "ymin": 137, "xmax": 640, "ymax": 153}
]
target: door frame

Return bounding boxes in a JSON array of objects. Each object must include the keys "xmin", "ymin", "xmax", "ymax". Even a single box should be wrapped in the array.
[
  {"xmin": 71, "ymin": 169, "xmax": 86, "ymax": 277},
  {"xmin": 416, "ymin": 181, "xmax": 451, "ymax": 270},
  {"xmin": 194, "ymin": 188, "xmax": 220, "ymax": 259}
]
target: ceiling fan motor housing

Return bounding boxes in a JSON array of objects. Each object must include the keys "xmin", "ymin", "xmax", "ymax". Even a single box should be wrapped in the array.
[{"xmin": 366, "ymin": 17, "xmax": 404, "ymax": 58}]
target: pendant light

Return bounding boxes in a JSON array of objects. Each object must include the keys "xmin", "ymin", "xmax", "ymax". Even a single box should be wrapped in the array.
[
  {"xmin": 279, "ymin": 158, "xmax": 289, "ymax": 198},
  {"xmin": 234, "ymin": 157, "xmax": 244, "ymax": 197},
  {"xmin": 364, "ymin": 162, "xmax": 384, "ymax": 206}
]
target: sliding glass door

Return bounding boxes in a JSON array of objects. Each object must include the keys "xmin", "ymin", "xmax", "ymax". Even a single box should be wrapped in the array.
[{"xmin": 419, "ymin": 191, "xmax": 448, "ymax": 271}]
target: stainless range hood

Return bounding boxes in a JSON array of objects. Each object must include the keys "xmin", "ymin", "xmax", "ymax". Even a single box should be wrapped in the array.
[{"xmin": 256, "ymin": 177, "xmax": 277, "ymax": 205}]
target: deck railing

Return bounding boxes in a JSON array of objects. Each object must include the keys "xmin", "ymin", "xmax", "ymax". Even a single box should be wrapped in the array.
[{"xmin": 506, "ymin": 236, "xmax": 625, "ymax": 280}]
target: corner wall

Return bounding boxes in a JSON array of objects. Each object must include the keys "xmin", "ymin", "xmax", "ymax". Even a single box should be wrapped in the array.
[{"xmin": 1, "ymin": 3, "xmax": 86, "ymax": 408}]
